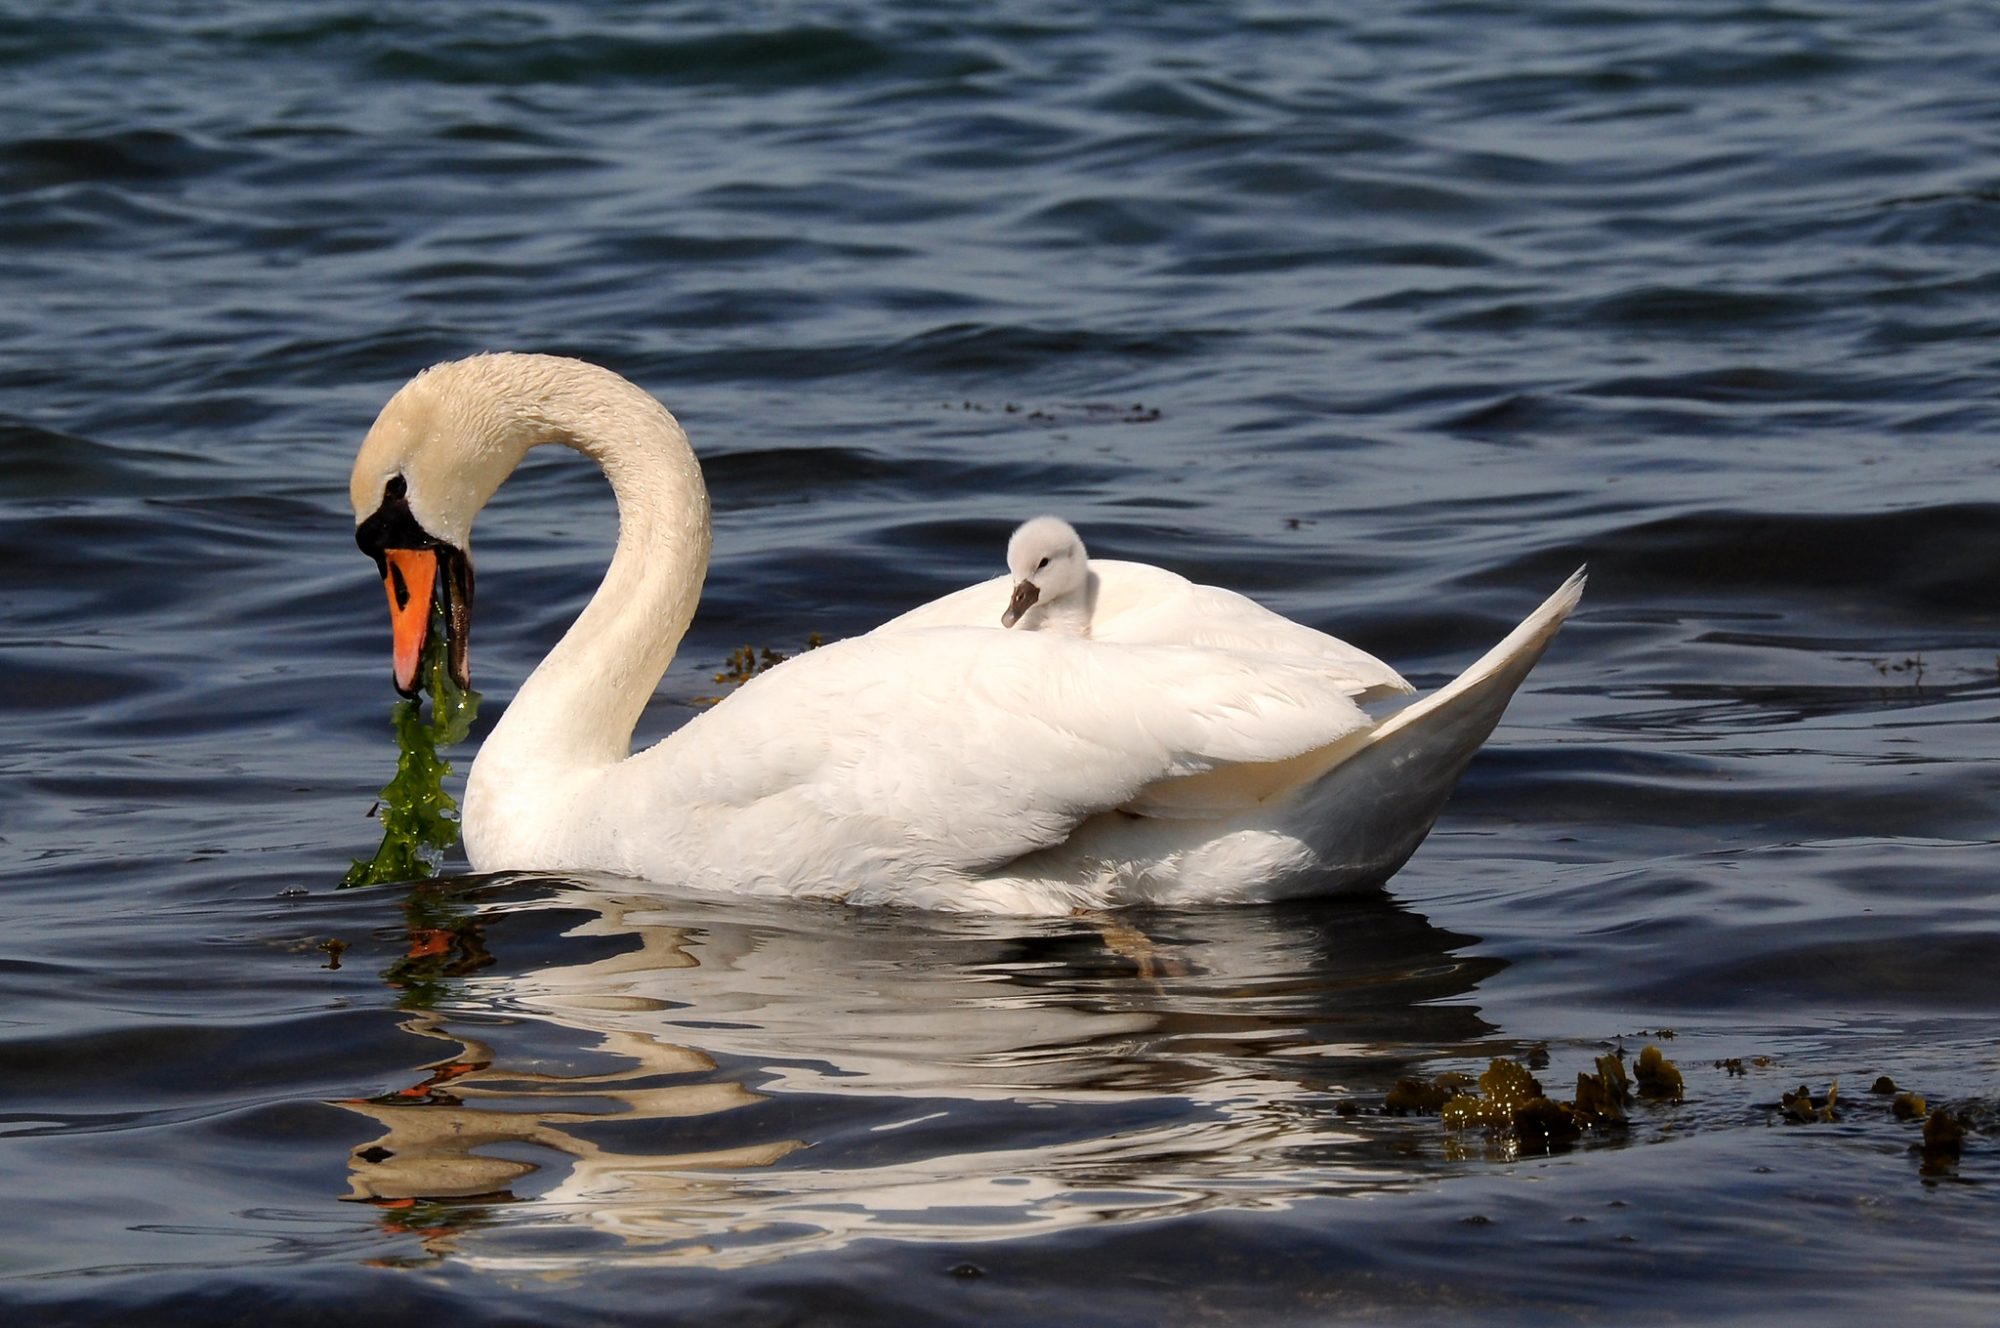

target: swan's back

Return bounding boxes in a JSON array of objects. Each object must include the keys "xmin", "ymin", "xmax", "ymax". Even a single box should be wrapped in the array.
[{"xmin": 881, "ymin": 559, "xmax": 1413, "ymax": 701}]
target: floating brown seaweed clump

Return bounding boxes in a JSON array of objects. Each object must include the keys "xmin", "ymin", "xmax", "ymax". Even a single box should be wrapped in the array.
[
  {"xmin": 1440, "ymin": 1058, "xmax": 1550, "ymax": 1134},
  {"xmin": 1775, "ymin": 1073, "xmax": 1983, "ymax": 1177},
  {"xmin": 1917, "ymin": 1107, "xmax": 1969, "ymax": 1176},
  {"xmin": 1715, "ymin": 1055, "xmax": 1776, "ymax": 1077},
  {"xmin": 1778, "ymin": 1082, "xmax": 1839, "ymax": 1123},
  {"xmin": 1868, "ymin": 1076, "xmax": 1930, "ymax": 1122},
  {"xmin": 1385, "ymin": 1072, "xmax": 1473, "ymax": 1115},
  {"xmin": 1572, "ymin": 1053, "xmax": 1631, "ymax": 1128},
  {"xmin": 696, "ymin": 634, "xmax": 823, "ymax": 704},
  {"xmin": 1634, "ymin": 1044, "xmax": 1685, "ymax": 1101},
  {"xmin": 1432, "ymin": 1047, "xmax": 1680, "ymax": 1153}
]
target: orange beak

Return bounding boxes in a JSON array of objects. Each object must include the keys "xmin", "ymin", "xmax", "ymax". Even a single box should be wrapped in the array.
[{"xmin": 383, "ymin": 547, "xmax": 439, "ymax": 696}]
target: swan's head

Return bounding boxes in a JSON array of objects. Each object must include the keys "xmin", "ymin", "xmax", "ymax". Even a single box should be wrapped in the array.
[
  {"xmin": 349, "ymin": 354, "xmax": 565, "ymax": 695},
  {"xmin": 1002, "ymin": 515, "xmax": 1089, "ymax": 628},
  {"xmin": 352, "ymin": 353, "xmax": 708, "ymax": 697}
]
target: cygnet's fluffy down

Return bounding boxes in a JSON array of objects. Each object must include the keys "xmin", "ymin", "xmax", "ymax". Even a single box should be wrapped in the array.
[{"xmin": 1002, "ymin": 515, "xmax": 1093, "ymax": 635}]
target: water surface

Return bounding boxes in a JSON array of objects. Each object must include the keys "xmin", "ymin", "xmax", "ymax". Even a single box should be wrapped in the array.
[{"xmin": 4, "ymin": 2, "xmax": 1997, "ymax": 1323}]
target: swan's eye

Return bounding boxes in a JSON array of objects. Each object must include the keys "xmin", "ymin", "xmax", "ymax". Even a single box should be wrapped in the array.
[{"xmin": 1037, "ymin": 557, "xmax": 1050, "ymax": 570}]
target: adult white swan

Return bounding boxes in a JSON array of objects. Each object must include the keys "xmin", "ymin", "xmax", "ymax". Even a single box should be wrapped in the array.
[{"xmin": 351, "ymin": 353, "xmax": 1583, "ymax": 914}]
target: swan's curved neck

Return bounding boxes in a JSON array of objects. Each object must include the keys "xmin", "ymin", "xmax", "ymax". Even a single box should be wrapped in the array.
[{"xmin": 476, "ymin": 379, "xmax": 711, "ymax": 783}]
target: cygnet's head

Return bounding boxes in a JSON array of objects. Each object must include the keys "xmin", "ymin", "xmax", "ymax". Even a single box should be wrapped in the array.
[{"xmin": 1002, "ymin": 515, "xmax": 1090, "ymax": 629}]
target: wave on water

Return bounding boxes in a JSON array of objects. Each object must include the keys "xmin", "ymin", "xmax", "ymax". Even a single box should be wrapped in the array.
[{"xmin": 3, "ymin": 1, "xmax": 1998, "ymax": 1322}]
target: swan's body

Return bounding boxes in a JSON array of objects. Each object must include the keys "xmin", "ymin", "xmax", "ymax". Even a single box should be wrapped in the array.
[{"xmin": 351, "ymin": 353, "xmax": 1582, "ymax": 915}]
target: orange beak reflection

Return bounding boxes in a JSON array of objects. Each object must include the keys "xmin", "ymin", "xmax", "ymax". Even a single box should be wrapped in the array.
[{"xmin": 383, "ymin": 547, "xmax": 439, "ymax": 696}]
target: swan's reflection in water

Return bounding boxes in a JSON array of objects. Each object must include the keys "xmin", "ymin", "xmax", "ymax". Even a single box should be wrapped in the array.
[{"xmin": 337, "ymin": 876, "xmax": 1504, "ymax": 1269}]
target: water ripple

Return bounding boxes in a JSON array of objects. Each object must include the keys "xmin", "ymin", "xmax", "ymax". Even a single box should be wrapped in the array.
[{"xmin": 6, "ymin": 0, "xmax": 1999, "ymax": 1321}]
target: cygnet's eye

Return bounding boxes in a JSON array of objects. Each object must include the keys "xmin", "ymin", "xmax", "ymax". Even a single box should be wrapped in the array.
[{"xmin": 1037, "ymin": 556, "xmax": 1050, "ymax": 570}]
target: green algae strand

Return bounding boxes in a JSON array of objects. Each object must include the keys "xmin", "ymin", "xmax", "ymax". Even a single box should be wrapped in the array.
[{"xmin": 343, "ymin": 631, "xmax": 481, "ymax": 888}]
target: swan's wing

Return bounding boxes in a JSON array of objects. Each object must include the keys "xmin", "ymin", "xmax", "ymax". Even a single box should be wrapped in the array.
[
  {"xmin": 1086, "ymin": 562, "xmax": 1414, "ymax": 700},
  {"xmin": 874, "ymin": 560, "xmax": 1413, "ymax": 700},
  {"xmin": 873, "ymin": 576, "xmax": 1004, "ymax": 632},
  {"xmin": 631, "ymin": 627, "xmax": 1372, "ymax": 872}
]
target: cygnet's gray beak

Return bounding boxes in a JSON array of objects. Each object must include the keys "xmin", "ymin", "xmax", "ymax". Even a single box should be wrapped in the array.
[{"xmin": 1002, "ymin": 579, "xmax": 1040, "ymax": 628}]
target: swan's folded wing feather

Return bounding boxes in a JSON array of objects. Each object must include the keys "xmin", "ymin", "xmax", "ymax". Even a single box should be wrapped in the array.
[
  {"xmin": 872, "ymin": 577, "xmax": 1003, "ymax": 633},
  {"xmin": 1087, "ymin": 563, "xmax": 1414, "ymax": 700},
  {"xmin": 635, "ymin": 627, "xmax": 1372, "ymax": 870}
]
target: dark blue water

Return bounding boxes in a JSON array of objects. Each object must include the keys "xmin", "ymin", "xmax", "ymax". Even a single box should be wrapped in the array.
[{"xmin": 5, "ymin": 2, "xmax": 1998, "ymax": 1323}]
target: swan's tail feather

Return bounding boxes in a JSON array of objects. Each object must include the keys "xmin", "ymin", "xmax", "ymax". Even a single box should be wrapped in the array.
[
  {"xmin": 1373, "ymin": 565, "xmax": 1585, "ymax": 744},
  {"xmin": 1277, "ymin": 567, "xmax": 1585, "ymax": 888}
]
